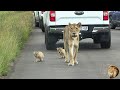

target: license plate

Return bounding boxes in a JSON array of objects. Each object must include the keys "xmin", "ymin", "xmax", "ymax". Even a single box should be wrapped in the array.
[{"xmin": 81, "ymin": 26, "xmax": 88, "ymax": 31}]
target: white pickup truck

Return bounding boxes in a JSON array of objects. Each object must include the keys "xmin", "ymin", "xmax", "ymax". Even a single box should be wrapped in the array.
[{"xmin": 43, "ymin": 11, "xmax": 111, "ymax": 50}]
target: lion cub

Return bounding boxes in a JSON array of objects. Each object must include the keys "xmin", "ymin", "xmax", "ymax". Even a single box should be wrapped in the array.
[
  {"xmin": 108, "ymin": 65, "xmax": 119, "ymax": 79},
  {"xmin": 33, "ymin": 51, "xmax": 44, "ymax": 62},
  {"xmin": 57, "ymin": 47, "xmax": 65, "ymax": 59}
]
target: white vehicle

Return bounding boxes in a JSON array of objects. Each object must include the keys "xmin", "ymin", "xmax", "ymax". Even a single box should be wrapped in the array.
[
  {"xmin": 33, "ymin": 11, "xmax": 45, "ymax": 32},
  {"xmin": 38, "ymin": 11, "xmax": 45, "ymax": 32},
  {"xmin": 43, "ymin": 11, "xmax": 111, "ymax": 50},
  {"xmin": 34, "ymin": 11, "xmax": 39, "ymax": 27}
]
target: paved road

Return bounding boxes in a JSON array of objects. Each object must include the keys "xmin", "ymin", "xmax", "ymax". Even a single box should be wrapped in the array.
[{"xmin": 8, "ymin": 27, "xmax": 120, "ymax": 79}]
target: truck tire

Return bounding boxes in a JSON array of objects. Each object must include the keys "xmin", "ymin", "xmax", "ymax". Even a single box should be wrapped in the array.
[
  {"xmin": 45, "ymin": 27, "xmax": 57, "ymax": 50},
  {"xmin": 100, "ymin": 32, "xmax": 111, "ymax": 49}
]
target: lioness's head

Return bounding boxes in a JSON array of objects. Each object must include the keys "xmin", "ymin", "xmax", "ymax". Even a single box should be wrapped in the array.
[{"xmin": 68, "ymin": 22, "xmax": 81, "ymax": 38}]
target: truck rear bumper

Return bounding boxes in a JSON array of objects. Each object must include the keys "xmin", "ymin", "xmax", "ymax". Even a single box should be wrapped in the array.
[{"xmin": 48, "ymin": 24, "xmax": 110, "ymax": 40}]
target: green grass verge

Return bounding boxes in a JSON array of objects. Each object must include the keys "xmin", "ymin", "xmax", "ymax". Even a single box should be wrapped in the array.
[{"xmin": 0, "ymin": 11, "xmax": 33, "ymax": 76}]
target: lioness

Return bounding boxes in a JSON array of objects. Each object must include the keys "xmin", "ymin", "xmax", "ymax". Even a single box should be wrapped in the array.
[
  {"xmin": 63, "ymin": 22, "xmax": 81, "ymax": 66},
  {"xmin": 108, "ymin": 65, "xmax": 119, "ymax": 79}
]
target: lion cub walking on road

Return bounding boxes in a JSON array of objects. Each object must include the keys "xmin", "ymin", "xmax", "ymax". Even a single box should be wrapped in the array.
[
  {"xmin": 108, "ymin": 65, "xmax": 119, "ymax": 79},
  {"xmin": 33, "ymin": 51, "xmax": 45, "ymax": 62},
  {"xmin": 63, "ymin": 22, "xmax": 81, "ymax": 66},
  {"xmin": 57, "ymin": 47, "xmax": 65, "ymax": 59}
]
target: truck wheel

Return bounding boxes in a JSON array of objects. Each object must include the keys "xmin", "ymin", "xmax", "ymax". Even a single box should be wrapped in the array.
[
  {"xmin": 45, "ymin": 27, "xmax": 57, "ymax": 50},
  {"xmin": 100, "ymin": 32, "xmax": 111, "ymax": 49},
  {"xmin": 101, "ymin": 41, "xmax": 111, "ymax": 49}
]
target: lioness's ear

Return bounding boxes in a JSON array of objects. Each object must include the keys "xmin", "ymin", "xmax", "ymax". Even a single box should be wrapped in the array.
[{"xmin": 77, "ymin": 22, "xmax": 81, "ymax": 27}]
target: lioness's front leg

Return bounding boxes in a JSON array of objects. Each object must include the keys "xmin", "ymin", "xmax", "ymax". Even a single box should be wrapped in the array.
[
  {"xmin": 64, "ymin": 42, "xmax": 69, "ymax": 63},
  {"xmin": 68, "ymin": 43, "xmax": 74, "ymax": 66},
  {"xmin": 74, "ymin": 38, "xmax": 79, "ymax": 65},
  {"xmin": 63, "ymin": 30, "xmax": 69, "ymax": 63},
  {"xmin": 74, "ymin": 44, "xmax": 79, "ymax": 65},
  {"xmin": 64, "ymin": 47, "xmax": 69, "ymax": 63}
]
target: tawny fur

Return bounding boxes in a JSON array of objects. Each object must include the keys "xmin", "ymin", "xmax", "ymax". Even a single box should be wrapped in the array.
[
  {"xmin": 108, "ymin": 65, "xmax": 119, "ymax": 79},
  {"xmin": 57, "ymin": 47, "xmax": 65, "ymax": 59},
  {"xmin": 33, "ymin": 51, "xmax": 44, "ymax": 62},
  {"xmin": 63, "ymin": 22, "xmax": 81, "ymax": 66}
]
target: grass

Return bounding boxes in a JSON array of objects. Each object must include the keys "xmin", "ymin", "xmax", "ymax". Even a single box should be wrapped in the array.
[{"xmin": 0, "ymin": 11, "xmax": 33, "ymax": 76}]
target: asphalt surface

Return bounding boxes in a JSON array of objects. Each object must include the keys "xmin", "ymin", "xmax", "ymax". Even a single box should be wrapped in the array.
[{"xmin": 8, "ymin": 27, "xmax": 120, "ymax": 79}]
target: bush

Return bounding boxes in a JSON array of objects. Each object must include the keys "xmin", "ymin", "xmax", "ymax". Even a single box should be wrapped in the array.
[{"xmin": 0, "ymin": 11, "xmax": 33, "ymax": 76}]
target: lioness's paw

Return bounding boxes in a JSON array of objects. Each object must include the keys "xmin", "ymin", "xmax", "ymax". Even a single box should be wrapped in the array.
[
  {"xmin": 68, "ymin": 63, "xmax": 74, "ymax": 66},
  {"xmin": 74, "ymin": 61, "xmax": 79, "ymax": 65}
]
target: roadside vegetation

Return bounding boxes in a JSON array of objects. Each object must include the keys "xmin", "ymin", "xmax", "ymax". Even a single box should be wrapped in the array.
[{"xmin": 0, "ymin": 11, "xmax": 33, "ymax": 77}]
